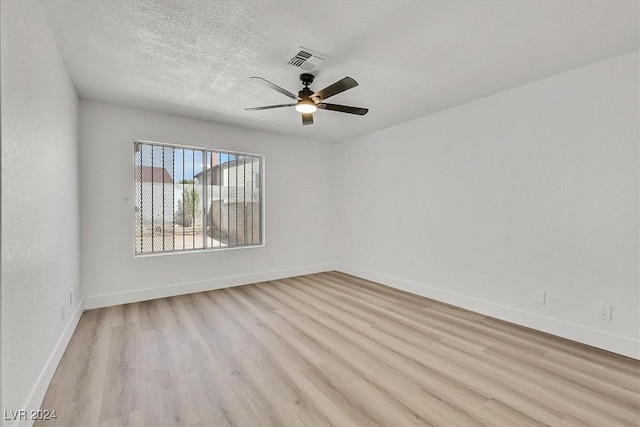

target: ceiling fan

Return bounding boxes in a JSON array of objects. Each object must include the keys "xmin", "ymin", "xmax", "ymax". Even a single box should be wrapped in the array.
[{"xmin": 245, "ymin": 73, "xmax": 368, "ymax": 125}]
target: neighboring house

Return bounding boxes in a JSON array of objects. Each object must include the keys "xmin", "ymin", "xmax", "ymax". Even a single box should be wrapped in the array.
[
  {"xmin": 194, "ymin": 156, "xmax": 261, "ymax": 244},
  {"xmin": 194, "ymin": 156, "xmax": 260, "ymax": 191},
  {"xmin": 134, "ymin": 165, "xmax": 173, "ymax": 184}
]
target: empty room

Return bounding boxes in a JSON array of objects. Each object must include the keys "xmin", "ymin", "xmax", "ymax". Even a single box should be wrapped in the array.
[{"xmin": 1, "ymin": 1, "xmax": 639, "ymax": 426}]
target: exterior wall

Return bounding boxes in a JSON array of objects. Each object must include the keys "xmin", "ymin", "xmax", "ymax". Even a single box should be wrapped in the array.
[
  {"xmin": 222, "ymin": 158, "xmax": 260, "ymax": 188},
  {"xmin": 209, "ymin": 200, "xmax": 261, "ymax": 245},
  {"xmin": 135, "ymin": 182, "xmax": 177, "ymax": 223}
]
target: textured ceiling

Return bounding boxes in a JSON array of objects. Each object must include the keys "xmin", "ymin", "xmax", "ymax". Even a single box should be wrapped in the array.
[{"xmin": 39, "ymin": 1, "xmax": 639, "ymax": 143}]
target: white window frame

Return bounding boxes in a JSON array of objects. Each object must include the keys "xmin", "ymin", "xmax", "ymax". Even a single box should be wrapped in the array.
[{"xmin": 133, "ymin": 139, "xmax": 265, "ymax": 256}]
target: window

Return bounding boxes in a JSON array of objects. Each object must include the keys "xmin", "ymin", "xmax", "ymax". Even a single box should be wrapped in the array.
[{"xmin": 134, "ymin": 140, "xmax": 263, "ymax": 255}]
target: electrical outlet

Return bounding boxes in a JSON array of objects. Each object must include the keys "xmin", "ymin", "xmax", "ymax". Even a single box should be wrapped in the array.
[
  {"xmin": 70, "ymin": 290, "xmax": 73, "ymax": 305},
  {"xmin": 597, "ymin": 303, "xmax": 612, "ymax": 321},
  {"xmin": 534, "ymin": 290, "xmax": 545, "ymax": 305},
  {"xmin": 60, "ymin": 303, "xmax": 66, "ymax": 320}
]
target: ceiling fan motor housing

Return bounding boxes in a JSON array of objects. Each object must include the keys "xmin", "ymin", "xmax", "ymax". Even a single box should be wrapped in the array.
[
  {"xmin": 298, "ymin": 87, "xmax": 314, "ymax": 100},
  {"xmin": 300, "ymin": 73, "xmax": 315, "ymax": 87}
]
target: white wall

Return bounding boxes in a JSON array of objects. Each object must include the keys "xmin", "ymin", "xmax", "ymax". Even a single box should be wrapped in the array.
[
  {"xmin": 334, "ymin": 51, "xmax": 639, "ymax": 358},
  {"xmin": 80, "ymin": 101, "xmax": 334, "ymax": 308},
  {"xmin": 1, "ymin": 1, "xmax": 81, "ymax": 422}
]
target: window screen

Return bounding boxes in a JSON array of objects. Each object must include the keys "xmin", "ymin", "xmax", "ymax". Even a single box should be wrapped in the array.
[{"xmin": 134, "ymin": 141, "xmax": 262, "ymax": 255}]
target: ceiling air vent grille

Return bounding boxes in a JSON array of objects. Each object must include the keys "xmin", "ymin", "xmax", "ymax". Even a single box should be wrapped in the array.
[{"xmin": 286, "ymin": 47, "xmax": 328, "ymax": 72}]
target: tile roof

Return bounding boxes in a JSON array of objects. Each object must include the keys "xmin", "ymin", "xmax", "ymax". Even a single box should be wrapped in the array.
[{"xmin": 135, "ymin": 166, "xmax": 173, "ymax": 183}]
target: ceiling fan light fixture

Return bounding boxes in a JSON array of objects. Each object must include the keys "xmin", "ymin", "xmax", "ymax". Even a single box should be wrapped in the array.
[
  {"xmin": 295, "ymin": 100, "xmax": 317, "ymax": 113},
  {"xmin": 246, "ymin": 75, "xmax": 367, "ymax": 125}
]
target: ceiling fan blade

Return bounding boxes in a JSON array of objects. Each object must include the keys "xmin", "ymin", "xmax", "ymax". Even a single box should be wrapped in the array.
[
  {"xmin": 318, "ymin": 103, "xmax": 368, "ymax": 116},
  {"xmin": 301, "ymin": 113, "xmax": 314, "ymax": 126},
  {"xmin": 250, "ymin": 77, "xmax": 300, "ymax": 100},
  {"xmin": 245, "ymin": 103, "xmax": 296, "ymax": 111},
  {"xmin": 312, "ymin": 77, "xmax": 358, "ymax": 102}
]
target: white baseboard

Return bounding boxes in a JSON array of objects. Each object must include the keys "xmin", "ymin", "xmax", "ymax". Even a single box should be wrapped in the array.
[
  {"xmin": 84, "ymin": 264, "xmax": 335, "ymax": 309},
  {"xmin": 335, "ymin": 264, "xmax": 640, "ymax": 360},
  {"xmin": 13, "ymin": 299, "xmax": 84, "ymax": 427}
]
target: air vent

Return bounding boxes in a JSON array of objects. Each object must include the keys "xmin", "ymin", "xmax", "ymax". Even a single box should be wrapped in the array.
[{"xmin": 286, "ymin": 47, "xmax": 328, "ymax": 72}]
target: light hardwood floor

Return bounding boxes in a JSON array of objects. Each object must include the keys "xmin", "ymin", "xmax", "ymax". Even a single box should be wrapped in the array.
[{"xmin": 38, "ymin": 272, "xmax": 639, "ymax": 426}]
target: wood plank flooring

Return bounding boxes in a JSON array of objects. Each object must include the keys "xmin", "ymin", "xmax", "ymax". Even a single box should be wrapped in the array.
[{"xmin": 38, "ymin": 272, "xmax": 640, "ymax": 426}]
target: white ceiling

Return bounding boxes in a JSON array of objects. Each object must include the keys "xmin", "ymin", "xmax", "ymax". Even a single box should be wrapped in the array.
[{"xmin": 39, "ymin": 1, "xmax": 639, "ymax": 143}]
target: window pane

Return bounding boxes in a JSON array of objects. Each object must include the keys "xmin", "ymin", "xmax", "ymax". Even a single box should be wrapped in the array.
[
  {"xmin": 174, "ymin": 148, "xmax": 204, "ymax": 251},
  {"xmin": 134, "ymin": 142, "xmax": 262, "ymax": 255}
]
